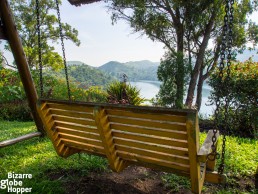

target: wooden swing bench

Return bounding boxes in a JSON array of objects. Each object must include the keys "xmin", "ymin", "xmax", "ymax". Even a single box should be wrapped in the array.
[{"xmin": 37, "ymin": 99, "xmax": 225, "ymax": 194}]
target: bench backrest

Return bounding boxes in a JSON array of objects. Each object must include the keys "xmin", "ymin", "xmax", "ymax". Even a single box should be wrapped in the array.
[{"xmin": 37, "ymin": 100, "xmax": 199, "ymax": 176}]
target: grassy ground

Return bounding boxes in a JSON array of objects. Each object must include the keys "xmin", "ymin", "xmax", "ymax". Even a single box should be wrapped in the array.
[{"xmin": 0, "ymin": 121, "xmax": 257, "ymax": 193}]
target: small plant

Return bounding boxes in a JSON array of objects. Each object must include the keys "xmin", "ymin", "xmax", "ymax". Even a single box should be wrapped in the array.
[
  {"xmin": 106, "ymin": 80, "xmax": 144, "ymax": 105},
  {"xmin": 162, "ymin": 173, "xmax": 190, "ymax": 192}
]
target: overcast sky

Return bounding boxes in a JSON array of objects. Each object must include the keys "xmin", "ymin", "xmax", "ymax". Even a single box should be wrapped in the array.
[{"xmin": 1, "ymin": 1, "xmax": 257, "ymax": 67}]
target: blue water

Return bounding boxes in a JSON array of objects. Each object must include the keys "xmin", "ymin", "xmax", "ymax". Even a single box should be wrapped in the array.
[{"xmin": 130, "ymin": 81, "xmax": 215, "ymax": 116}]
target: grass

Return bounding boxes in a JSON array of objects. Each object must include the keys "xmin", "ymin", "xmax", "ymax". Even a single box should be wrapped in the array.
[
  {"xmin": 162, "ymin": 132, "xmax": 258, "ymax": 193},
  {"xmin": 0, "ymin": 121, "xmax": 107, "ymax": 193},
  {"xmin": 0, "ymin": 121, "xmax": 257, "ymax": 193}
]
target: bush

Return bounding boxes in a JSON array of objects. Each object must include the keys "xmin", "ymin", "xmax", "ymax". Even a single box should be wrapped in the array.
[
  {"xmin": 33, "ymin": 72, "xmax": 107, "ymax": 103},
  {"xmin": 106, "ymin": 81, "xmax": 145, "ymax": 105},
  {"xmin": 209, "ymin": 60, "xmax": 257, "ymax": 138},
  {"xmin": 0, "ymin": 101, "xmax": 32, "ymax": 121},
  {"xmin": 0, "ymin": 68, "xmax": 26, "ymax": 103}
]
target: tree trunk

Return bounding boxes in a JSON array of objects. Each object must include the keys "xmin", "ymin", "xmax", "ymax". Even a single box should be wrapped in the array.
[
  {"xmin": 185, "ymin": 11, "xmax": 216, "ymax": 108},
  {"xmin": 175, "ymin": 24, "xmax": 184, "ymax": 109},
  {"xmin": 195, "ymin": 63, "xmax": 204, "ymax": 111},
  {"xmin": 195, "ymin": 43, "xmax": 221, "ymax": 111}
]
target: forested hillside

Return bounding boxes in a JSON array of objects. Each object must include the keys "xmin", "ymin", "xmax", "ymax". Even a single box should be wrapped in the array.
[
  {"xmin": 49, "ymin": 61, "xmax": 115, "ymax": 88},
  {"xmin": 98, "ymin": 60, "xmax": 159, "ymax": 81}
]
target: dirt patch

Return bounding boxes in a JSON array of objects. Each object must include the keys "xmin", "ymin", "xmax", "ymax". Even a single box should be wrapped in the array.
[{"xmin": 47, "ymin": 165, "xmax": 256, "ymax": 194}]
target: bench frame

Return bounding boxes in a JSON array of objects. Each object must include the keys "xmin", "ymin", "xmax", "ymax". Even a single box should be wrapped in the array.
[{"xmin": 37, "ymin": 99, "xmax": 225, "ymax": 194}]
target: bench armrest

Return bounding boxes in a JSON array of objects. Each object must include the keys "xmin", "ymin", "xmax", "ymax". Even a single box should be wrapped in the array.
[{"xmin": 197, "ymin": 130, "xmax": 219, "ymax": 162}]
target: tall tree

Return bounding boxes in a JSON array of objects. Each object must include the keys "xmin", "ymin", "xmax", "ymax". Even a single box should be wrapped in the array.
[
  {"xmin": 6, "ymin": 0, "xmax": 80, "ymax": 70},
  {"xmin": 108, "ymin": 0, "xmax": 258, "ymax": 109}
]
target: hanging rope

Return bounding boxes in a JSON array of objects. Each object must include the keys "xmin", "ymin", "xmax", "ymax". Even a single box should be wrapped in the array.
[
  {"xmin": 36, "ymin": 0, "xmax": 43, "ymax": 98},
  {"xmin": 209, "ymin": 0, "xmax": 234, "ymax": 174},
  {"xmin": 55, "ymin": 0, "xmax": 71, "ymax": 101}
]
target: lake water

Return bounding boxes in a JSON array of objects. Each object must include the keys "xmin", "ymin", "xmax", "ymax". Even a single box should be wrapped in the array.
[{"xmin": 130, "ymin": 81, "xmax": 215, "ymax": 116}]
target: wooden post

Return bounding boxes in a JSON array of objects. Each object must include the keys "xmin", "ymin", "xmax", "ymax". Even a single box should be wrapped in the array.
[
  {"xmin": 186, "ymin": 112, "xmax": 203, "ymax": 194},
  {"xmin": 0, "ymin": 0, "xmax": 44, "ymax": 133},
  {"xmin": 0, "ymin": 132, "xmax": 42, "ymax": 148}
]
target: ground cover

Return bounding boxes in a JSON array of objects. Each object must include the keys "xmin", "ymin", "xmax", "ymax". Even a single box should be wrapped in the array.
[{"xmin": 0, "ymin": 121, "xmax": 257, "ymax": 193}]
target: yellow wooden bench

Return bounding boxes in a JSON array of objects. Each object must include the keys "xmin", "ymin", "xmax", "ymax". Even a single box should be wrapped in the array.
[{"xmin": 37, "ymin": 99, "xmax": 224, "ymax": 194}]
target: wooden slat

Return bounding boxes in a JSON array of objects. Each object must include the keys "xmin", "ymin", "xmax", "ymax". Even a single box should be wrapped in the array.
[
  {"xmin": 55, "ymin": 122, "xmax": 98, "ymax": 134},
  {"xmin": 61, "ymin": 138, "xmax": 105, "ymax": 154},
  {"xmin": 109, "ymin": 116, "xmax": 186, "ymax": 131},
  {"xmin": 127, "ymin": 160, "xmax": 190, "ymax": 178},
  {"xmin": 45, "ymin": 112, "xmax": 54, "ymax": 127},
  {"xmin": 58, "ymin": 133, "xmax": 103, "ymax": 147},
  {"xmin": 205, "ymin": 171, "xmax": 226, "ymax": 184},
  {"xmin": 111, "ymin": 124, "xmax": 187, "ymax": 140},
  {"xmin": 37, "ymin": 103, "xmax": 74, "ymax": 158},
  {"xmin": 112, "ymin": 131, "xmax": 188, "ymax": 148},
  {"xmin": 40, "ymin": 99, "xmax": 196, "ymax": 115},
  {"xmin": 53, "ymin": 115, "xmax": 95, "ymax": 126},
  {"xmin": 57, "ymin": 143, "xmax": 66, "ymax": 156},
  {"xmin": 40, "ymin": 102, "xmax": 48, "ymax": 111},
  {"xmin": 115, "ymin": 144, "xmax": 189, "ymax": 165},
  {"xmin": 106, "ymin": 109, "xmax": 186, "ymax": 123},
  {"xmin": 114, "ymin": 138, "xmax": 189, "ymax": 157},
  {"xmin": 117, "ymin": 151, "xmax": 190, "ymax": 172},
  {"xmin": 56, "ymin": 127, "xmax": 101, "ymax": 141},
  {"xmin": 50, "ymin": 109, "xmax": 93, "ymax": 120},
  {"xmin": 47, "ymin": 102, "xmax": 94, "ymax": 113},
  {"xmin": 94, "ymin": 107, "xmax": 128, "ymax": 172}
]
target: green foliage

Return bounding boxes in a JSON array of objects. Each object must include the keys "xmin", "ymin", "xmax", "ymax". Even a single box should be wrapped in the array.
[
  {"xmin": 0, "ymin": 52, "xmax": 3, "ymax": 69},
  {"xmin": 106, "ymin": 81, "xmax": 144, "ymax": 105},
  {"xmin": 99, "ymin": 60, "xmax": 159, "ymax": 81},
  {"xmin": 162, "ymin": 173, "xmax": 190, "ymax": 192},
  {"xmin": 163, "ymin": 132, "xmax": 257, "ymax": 193},
  {"xmin": 0, "ymin": 122, "xmax": 257, "ymax": 193},
  {"xmin": 0, "ymin": 121, "xmax": 107, "ymax": 194},
  {"xmin": 0, "ymin": 101, "xmax": 32, "ymax": 121},
  {"xmin": 67, "ymin": 64, "xmax": 115, "ymax": 88},
  {"xmin": 0, "ymin": 66, "xmax": 108, "ymax": 121},
  {"xmin": 33, "ymin": 71, "xmax": 108, "ymax": 103},
  {"xmin": 108, "ymin": 0, "xmax": 258, "ymax": 109},
  {"xmin": 209, "ymin": 60, "xmax": 258, "ymax": 138},
  {"xmin": 0, "ymin": 68, "xmax": 25, "ymax": 103},
  {"xmin": 8, "ymin": 0, "xmax": 80, "ymax": 70},
  {"xmin": 156, "ymin": 52, "xmax": 189, "ymax": 108}
]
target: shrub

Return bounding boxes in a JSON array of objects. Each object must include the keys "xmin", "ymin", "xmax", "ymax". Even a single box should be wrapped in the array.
[
  {"xmin": 33, "ymin": 73, "xmax": 107, "ymax": 103},
  {"xmin": 0, "ymin": 68, "xmax": 26, "ymax": 103},
  {"xmin": 106, "ymin": 81, "xmax": 145, "ymax": 105},
  {"xmin": 209, "ymin": 60, "xmax": 257, "ymax": 138},
  {"xmin": 0, "ymin": 101, "xmax": 32, "ymax": 121}
]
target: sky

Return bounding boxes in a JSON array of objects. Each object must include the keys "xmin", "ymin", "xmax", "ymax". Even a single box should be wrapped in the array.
[
  {"xmin": 1, "ymin": 1, "xmax": 257, "ymax": 67},
  {"xmin": 59, "ymin": 1, "xmax": 164, "ymax": 66}
]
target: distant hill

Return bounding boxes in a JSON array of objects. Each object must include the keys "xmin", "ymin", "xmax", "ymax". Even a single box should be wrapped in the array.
[
  {"xmin": 51, "ymin": 61, "xmax": 115, "ymax": 88},
  {"xmin": 67, "ymin": 61, "xmax": 87, "ymax": 66},
  {"xmin": 98, "ymin": 60, "xmax": 159, "ymax": 81}
]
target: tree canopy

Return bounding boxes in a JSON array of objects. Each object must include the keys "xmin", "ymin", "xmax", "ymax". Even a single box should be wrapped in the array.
[
  {"xmin": 108, "ymin": 0, "xmax": 258, "ymax": 109},
  {"xmin": 6, "ymin": 0, "xmax": 80, "ymax": 70}
]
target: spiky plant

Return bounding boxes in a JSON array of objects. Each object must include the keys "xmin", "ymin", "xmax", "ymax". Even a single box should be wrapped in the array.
[{"xmin": 106, "ymin": 81, "xmax": 144, "ymax": 105}]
